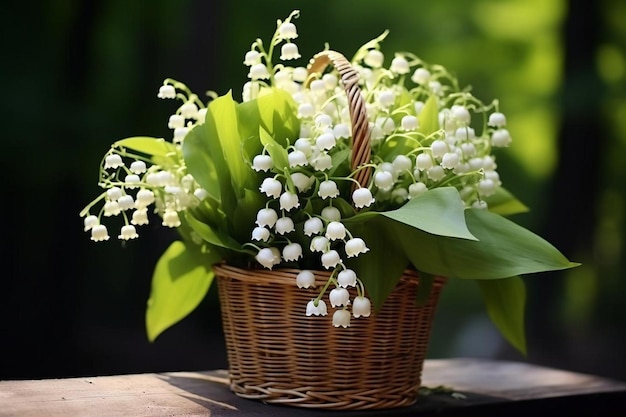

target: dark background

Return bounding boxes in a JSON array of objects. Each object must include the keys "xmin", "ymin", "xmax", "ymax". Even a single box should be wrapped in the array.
[{"xmin": 2, "ymin": 0, "xmax": 625, "ymax": 382}]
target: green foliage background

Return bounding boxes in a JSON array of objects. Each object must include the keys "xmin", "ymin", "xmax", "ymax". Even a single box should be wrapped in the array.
[{"xmin": 2, "ymin": 0, "xmax": 625, "ymax": 380}]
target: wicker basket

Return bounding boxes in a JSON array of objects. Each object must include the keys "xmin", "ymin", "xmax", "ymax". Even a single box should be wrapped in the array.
[
  {"xmin": 215, "ymin": 51, "xmax": 446, "ymax": 410},
  {"xmin": 215, "ymin": 265, "xmax": 446, "ymax": 410}
]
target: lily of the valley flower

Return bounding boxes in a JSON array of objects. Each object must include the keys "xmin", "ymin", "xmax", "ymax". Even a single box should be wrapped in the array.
[{"xmin": 306, "ymin": 299, "xmax": 327, "ymax": 316}]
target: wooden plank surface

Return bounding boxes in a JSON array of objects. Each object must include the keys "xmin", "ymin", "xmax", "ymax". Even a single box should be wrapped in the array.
[{"xmin": 1, "ymin": 358, "xmax": 625, "ymax": 416}]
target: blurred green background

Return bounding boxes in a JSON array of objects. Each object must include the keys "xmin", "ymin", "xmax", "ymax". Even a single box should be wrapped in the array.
[{"xmin": 2, "ymin": 0, "xmax": 625, "ymax": 381}]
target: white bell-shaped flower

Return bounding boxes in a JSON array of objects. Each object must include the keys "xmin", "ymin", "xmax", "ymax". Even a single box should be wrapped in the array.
[
  {"xmin": 461, "ymin": 142, "xmax": 476, "ymax": 157},
  {"xmin": 194, "ymin": 188, "xmax": 209, "ymax": 201},
  {"xmin": 488, "ymin": 112, "xmax": 507, "ymax": 127},
  {"xmin": 304, "ymin": 217, "xmax": 323, "ymax": 236},
  {"xmin": 118, "ymin": 225, "xmax": 139, "ymax": 240},
  {"xmin": 275, "ymin": 216, "xmax": 295, "ymax": 235},
  {"xmin": 248, "ymin": 63, "xmax": 270, "ymax": 80},
  {"xmin": 117, "ymin": 195, "xmax": 135, "ymax": 211},
  {"xmin": 157, "ymin": 84, "xmax": 176, "ymax": 99},
  {"xmin": 255, "ymin": 247, "xmax": 280, "ymax": 269},
  {"xmin": 314, "ymin": 114, "xmax": 332, "ymax": 129},
  {"xmin": 180, "ymin": 101, "xmax": 199, "ymax": 119},
  {"xmin": 251, "ymin": 226, "xmax": 270, "ymax": 242},
  {"xmin": 329, "ymin": 287, "xmax": 350, "ymax": 307},
  {"xmin": 441, "ymin": 152, "xmax": 460, "ymax": 169},
  {"xmin": 345, "ymin": 238, "xmax": 369, "ymax": 258},
  {"xmin": 162, "ymin": 210, "xmax": 181, "ymax": 228},
  {"xmin": 337, "ymin": 269, "xmax": 357, "ymax": 288},
  {"xmin": 364, "ymin": 49, "xmax": 384, "ymax": 68},
  {"xmin": 310, "ymin": 236, "xmax": 329, "ymax": 253},
  {"xmin": 168, "ymin": 114, "xmax": 185, "ymax": 129},
  {"xmin": 294, "ymin": 137, "xmax": 312, "ymax": 154},
  {"xmin": 390, "ymin": 56, "xmax": 410, "ymax": 74},
  {"xmin": 280, "ymin": 42, "xmax": 301, "ymax": 60},
  {"xmin": 90, "ymin": 224, "xmax": 110, "ymax": 242},
  {"xmin": 325, "ymin": 221, "xmax": 346, "ymax": 241},
  {"xmin": 408, "ymin": 182, "xmax": 428, "ymax": 199},
  {"xmin": 243, "ymin": 50, "xmax": 261, "ymax": 66},
  {"xmin": 378, "ymin": 90, "xmax": 395, "ymax": 108},
  {"xmin": 472, "ymin": 200, "xmax": 489, "ymax": 210},
  {"xmin": 306, "ymin": 299, "xmax": 327, "ymax": 316},
  {"xmin": 296, "ymin": 270, "xmax": 316, "ymax": 289},
  {"xmin": 83, "ymin": 215, "xmax": 99, "ymax": 231},
  {"xmin": 283, "ymin": 242, "xmax": 303, "ymax": 262},
  {"xmin": 431, "ymin": 140, "xmax": 448, "ymax": 158},
  {"xmin": 427, "ymin": 165, "xmax": 445, "ymax": 181},
  {"xmin": 332, "ymin": 309, "xmax": 351, "ymax": 328},
  {"xmin": 135, "ymin": 189, "xmax": 155, "ymax": 208},
  {"xmin": 451, "ymin": 105, "xmax": 471, "ymax": 124},
  {"xmin": 416, "ymin": 153, "xmax": 434, "ymax": 171},
  {"xmin": 279, "ymin": 191, "xmax": 300, "ymax": 211},
  {"xmin": 318, "ymin": 180, "xmax": 339, "ymax": 199},
  {"xmin": 124, "ymin": 174, "xmax": 140, "ymax": 189},
  {"xmin": 259, "ymin": 177, "xmax": 282, "ymax": 198},
  {"xmin": 478, "ymin": 179, "xmax": 497, "ymax": 197},
  {"xmin": 411, "ymin": 67, "xmax": 430, "ymax": 85},
  {"xmin": 103, "ymin": 201, "xmax": 121, "ymax": 217},
  {"xmin": 316, "ymin": 132, "xmax": 336, "ymax": 151},
  {"xmin": 374, "ymin": 171, "xmax": 394, "ymax": 191},
  {"xmin": 321, "ymin": 206, "xmax": 341, "ymax": 221},
  {"xmin": 292, "ymin": 66, "xmax": 308, "ymax": 83},
  {"xmin": 352, "ymin": 296, "xmax": 372, "ymax": 318},
  {"xmin": 401, "ymin": 115, "xmax": 419, "ymax": 131},
  {"xmin": 252, "ymin": 154, "xmax": 273, "ymax": 172},
  {"xmin": 278, "ymin": 21, "xmax": 298, "ymax": 39},
  {"xmin": 333, "ymin": 123, "xmax": 350, "ymax": 139},
  {"xmin": 104, "ymin": 154, "xmax": 123, "ymax": 170},
  {"xmin": 291, "ymin": 172, "xmax": 314, "ymax": 192},
  {"xmin": 311, "ymin": 153, "xmax": 333, "ymax": 171},
  {"xmin": 321, "ymin": 250, "xmax": 341, "ymax": 269},
  {"xmin": 288, "ymin": 150, "xmax": 307, "ymax": 167},
  {"xmin": 352, "ymin": 188, "xmax": 375, "ymax": 208},
  {"xmin": 298, "ymin": 103, "xmax": 315, "ymax": 118},
  {"xmin": 491, "ymin": 129, "xmax": 512, "ymax": 147},
  {"xmin": 131, "ymin": 208, "xmax": 149, "ymax": 226},
  {"xmin": 130, "ymin": 161, "xmax": 147, "ymax": 174}
]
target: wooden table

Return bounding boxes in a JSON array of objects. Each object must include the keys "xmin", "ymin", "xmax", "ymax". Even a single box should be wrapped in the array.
[{"xmin": 2, "ymin": 358, "xmax": 625, "ymax": 416}]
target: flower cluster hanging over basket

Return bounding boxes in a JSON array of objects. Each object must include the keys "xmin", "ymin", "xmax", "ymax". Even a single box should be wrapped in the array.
[{"xmin": 80, "ymin": 9, "xmax": 578, "ymax": 410}]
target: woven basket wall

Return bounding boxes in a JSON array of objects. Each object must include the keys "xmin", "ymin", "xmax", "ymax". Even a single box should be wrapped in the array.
[{"xmin": 215, "ymin": 264, "xmax": 446, "ymax": 410}]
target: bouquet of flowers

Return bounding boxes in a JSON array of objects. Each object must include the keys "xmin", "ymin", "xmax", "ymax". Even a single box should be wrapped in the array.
[{"xmin": 81, "ymin": 10, "xmax": 577, "ymax": 354}]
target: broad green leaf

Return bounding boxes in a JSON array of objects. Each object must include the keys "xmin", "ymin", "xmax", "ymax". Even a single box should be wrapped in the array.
[
  {"xmin": 207, "ymin": 92, "xmax": 251, "ymax": 198},
  {"xmin": 114, "ymin": 136, "xmax": 176, "ymax": 158},
  {"xmin": 237, "ymin": 88, "xmax": 299, "ymax": 159},
  {"xmin": 387, "ymin": 208, "xmax": 578, "ymax": 279},
  {"xmin": 418, "ymin": 95, "xmax": 439, "ymax": 136},
  {"xmin": 478, "ymin": 277, "xmax": 527, "ymax": 355},
  {"xmin": 485, "ymin": 187, "xmax": 529, "ymax": 216},
  {"xmin": 145, "ymin": 240, "xmax": 220, "ymax": 341},
  {"xmin": 181, "ymin": 125, "xmax": 220, "ymax": 201},
  {"xmin": 183, "ymin": 211, "xmax": 243, "ymax": 252},
  {"xmin": 345, "ymin": 220, "xmax": 409, "ymax": 311},
  {"xmin": 259, "ymin": 127, "xmax": 289, "ymax": 172},
  {"xmin": 380, "ymin": 187, "xmax": 477, "ymax": 240}
]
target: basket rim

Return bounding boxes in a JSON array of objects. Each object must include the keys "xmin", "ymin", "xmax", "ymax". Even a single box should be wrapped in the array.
[{"xmin": 212, "ymin": 263, "xmax": 446, "ymax": 288}]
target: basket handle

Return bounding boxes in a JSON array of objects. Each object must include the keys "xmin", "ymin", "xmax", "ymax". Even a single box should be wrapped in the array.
[{"xmin": 307, "ymin": 51, "xmax": 371, "ymax": 190}]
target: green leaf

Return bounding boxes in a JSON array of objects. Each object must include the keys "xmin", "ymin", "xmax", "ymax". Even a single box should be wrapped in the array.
[
  {"xmin": 145, "ymin": 241, "xmax": 220, "ymax": 342},
  {"xmin": 380, "ymin": 187, "xmax": 477, "ymax": 240},
  {"xmin": 387, "ymin": 208, "xmax": 579, "ymax": 279},
  {"xmin": 345, "ymin": 220, "xmax": 409, "ymax": 311},
  {"xmin": 114, "ymin": 136, "xmax": 176, "ymax": 158},
  {"xmin": 259, "ymin": 126, "xmax": 289, "ymax": 172},
  {"xmin": 478, "ymin": 277, "xmax": 527, "ymax": 355},
  {"xmin": 418, "ymin": 95, "xmax": 439, "ymax": 136},
  {"xmin": 484, "ymin": 187, "xmax": 529, "ymax": 216},
  {"xmin": 181, "ymin": 125, "xmax": 220, "ymax": 201},
  {"xmin": 183, "ymin": 211, "xmax": 243, "ymax": 252}
]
